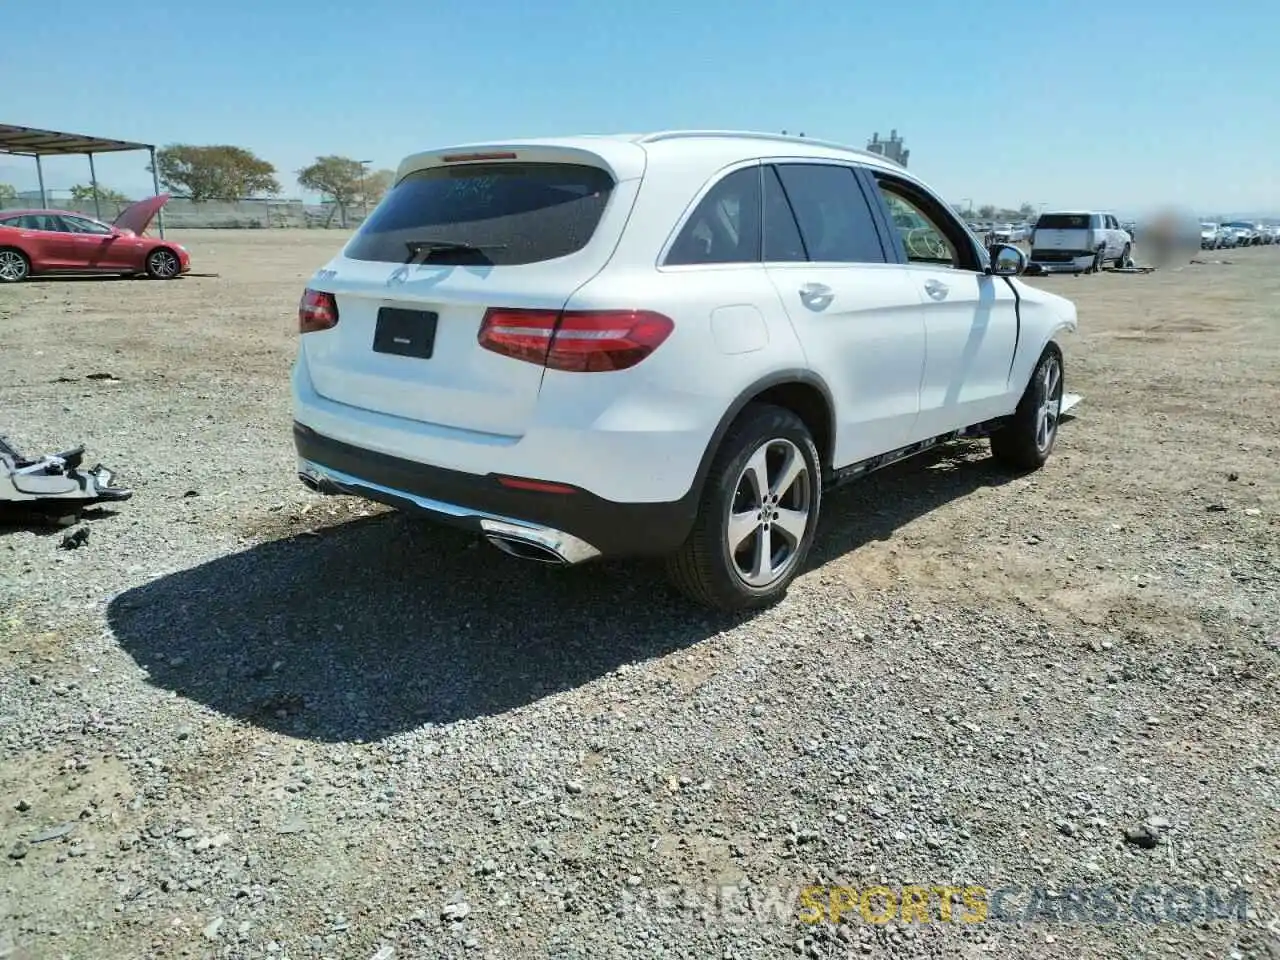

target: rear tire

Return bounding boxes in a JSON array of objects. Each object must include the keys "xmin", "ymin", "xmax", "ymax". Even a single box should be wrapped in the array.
[
  {"xmin": 666, "ymin": 403, "xmax": 822, "ymax": 612},
  {"xmin": 990, "ymin": 345, "xmax": 1064, "ymax": 472},
  {"xmin": 0, "ymin": 248, "xmax": 29, "ymax": 283},
  {"xmin": 1090, "ymin": 245, "xmax": 1106, "ymax": 274}
]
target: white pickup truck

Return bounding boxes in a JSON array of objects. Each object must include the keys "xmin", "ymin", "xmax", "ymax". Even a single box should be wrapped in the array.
[{"xmin": 1029, "ymin": 211, "xmax": 1133, "ymax": 274}]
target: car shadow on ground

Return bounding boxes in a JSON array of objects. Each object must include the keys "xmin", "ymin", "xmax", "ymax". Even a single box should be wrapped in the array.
[
  {"xmin": 26, "ymin": 275, "xmax": 131, "ymax": 282},
  {"xmin": 107, "ymin": 440, "xmax": 1015, "ymax": 743}
]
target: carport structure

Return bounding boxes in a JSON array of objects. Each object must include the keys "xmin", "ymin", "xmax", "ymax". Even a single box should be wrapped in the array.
[{"xmin": 0, "ymin": 123, "xmax": 166, "ymax": 236}]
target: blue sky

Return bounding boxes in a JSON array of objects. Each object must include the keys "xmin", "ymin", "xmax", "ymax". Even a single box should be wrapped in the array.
[{"xmin": 3, "ymin": 0, "xmax": 1277, "ymax": 216}]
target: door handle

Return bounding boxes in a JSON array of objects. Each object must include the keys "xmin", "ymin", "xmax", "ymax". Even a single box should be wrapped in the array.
[
  {"xmin": 800, "ymin": 282, "xmax": 833, "ymax": 298},
  {"xmin": 798, "ymin": 282, "xmax": 834, "ymax": 310},
  {"xmin": 923, "ymin": 279, "xmax": 949, "ymax": 300}
]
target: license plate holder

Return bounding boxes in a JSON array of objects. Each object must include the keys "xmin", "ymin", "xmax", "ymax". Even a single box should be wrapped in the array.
[{"xmin": 373, "ymin": 307, "xmax": 438, "ymax": 359}]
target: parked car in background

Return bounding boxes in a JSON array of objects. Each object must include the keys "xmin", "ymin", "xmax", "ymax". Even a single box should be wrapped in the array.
[
  {"xmin": 292, "ymin": 130, "xmax": 1080, "ymax": 610},
  {"xmin": 1202, "ymin": 222, "xmax": 1237, "ymax": 249},
  {"xmin": 0, "ymin": 196, "xmax": 187, "ymax": 283},
  {"xmin": 1222, "ymin": 221, "xmax": 1261, "ymax": 246},
  {"xmin": 992, "ymin": 222, "xmax": 1029, "ymax": 244},
  {"xmin": 1029, "ymin": 211, "xmax": 1132, "ymax": 273}
]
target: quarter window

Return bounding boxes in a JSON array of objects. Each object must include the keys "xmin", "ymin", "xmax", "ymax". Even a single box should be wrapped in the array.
[{"xmin": 666, "ymin": 166, "xmax": 762, "ymax": 265}]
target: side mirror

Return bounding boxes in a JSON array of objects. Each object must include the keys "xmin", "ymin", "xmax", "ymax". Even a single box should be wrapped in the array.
[{"xmin": 988, "ymin": 243, "xmax": 1026, "ymax": 277}]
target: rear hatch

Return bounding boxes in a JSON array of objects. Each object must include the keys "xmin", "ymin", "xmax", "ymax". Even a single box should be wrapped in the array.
[
  {"xmin": 302, "ymin": 144, "xmax": 644, "ymax": 437},
  {"xmin": 1032, "ymin": 213, "xmax": 1095, "ymax": 256}
]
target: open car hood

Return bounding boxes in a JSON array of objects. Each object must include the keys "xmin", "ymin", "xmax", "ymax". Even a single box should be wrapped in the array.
[{"xmin": 112, "ymin": 193, "xmax": 170, "ymax": 236}]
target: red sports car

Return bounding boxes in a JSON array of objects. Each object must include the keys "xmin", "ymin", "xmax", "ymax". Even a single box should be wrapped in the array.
[{"xmin": 0, "ymin": 194, "xmax": 190, "ymax": 283}]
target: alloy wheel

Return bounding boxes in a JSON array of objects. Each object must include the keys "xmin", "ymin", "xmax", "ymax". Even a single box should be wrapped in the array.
[
  {"xmin": 1036, "ymin": 355, "xmax": 1063, "ymax": 452},
  {"xmin": 149, "ymin": 250, "xmax": 179, "ymax": 279},
  {"xmin": 0, "ymin": 250, "xmax": 28, "ymax": 282},
  {"xmin": 726, "ymin": 438, "xmax": 812, "ymax": 588}
]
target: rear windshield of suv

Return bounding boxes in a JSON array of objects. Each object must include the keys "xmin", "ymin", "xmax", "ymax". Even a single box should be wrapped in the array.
[
  {"xmin": 344, "ymin": 162, "xmax": 615, "ymax": 265},
  {"xmin": 1036, "ymin": 214, "xmax": 1092, "ymax": 230}
]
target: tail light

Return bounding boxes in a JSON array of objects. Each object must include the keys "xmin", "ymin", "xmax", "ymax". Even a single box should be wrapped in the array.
[
  {"xmin": 478, "ymin": 308, "xmax": 673, "ymax": 372},
  {"xmin": 299, "ymin": 288, "xmax": 338, "ymax": 333}
]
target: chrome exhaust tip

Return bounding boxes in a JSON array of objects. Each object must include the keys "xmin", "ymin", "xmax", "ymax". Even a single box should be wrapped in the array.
[{"xmin": 485, "ymin": 534, "xmax": 567, "ymax": 565}]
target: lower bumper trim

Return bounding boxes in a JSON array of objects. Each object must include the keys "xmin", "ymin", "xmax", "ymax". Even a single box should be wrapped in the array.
[
  {"xmin": 298, "ymin": 459, "xmax": 602, "ymax": 564},
  {"xmin": 292, "ymin": 423, "xmax": 699, "ymax": 559}
]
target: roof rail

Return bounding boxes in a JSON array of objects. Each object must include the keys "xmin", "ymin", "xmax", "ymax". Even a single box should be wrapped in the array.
[{"xmin": 636, "ymin": 130, "xmax": 904, "ymax": 167}]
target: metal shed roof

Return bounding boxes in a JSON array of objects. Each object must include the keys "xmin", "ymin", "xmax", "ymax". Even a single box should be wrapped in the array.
[{"xmin": 0, "ymin": 124, "xmax": 153, "ymax": 156}]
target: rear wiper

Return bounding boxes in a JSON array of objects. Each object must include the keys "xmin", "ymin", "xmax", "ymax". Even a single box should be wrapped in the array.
[{"xmin": 404, "ymin": 239, "xmax": 507, "ymax": 261}]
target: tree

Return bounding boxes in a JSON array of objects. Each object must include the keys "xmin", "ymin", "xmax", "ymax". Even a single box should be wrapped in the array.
[
  {"xmin": 0, "ymin": 183, "xmax": 16, "ymax": 202},
  {"xmin": 1018, "ymin": 203, "xmax": 1036, "ymax": 220},
  {"xmin": 977, "ymin": 205, "xmax": 997, "ymax": 220},
  {"xmin": 361, "ymin": 169, "xmax": 395, "ymax": 206},
  {"xmin": 296, "ymin": 155, "xmax": 366, "ymax": 226},
  {"xmin": 152, "ymin": 144, "xmax": 280, "ymax": 201},
  {"xmin": 70, "ymin": 184, "xmax": 130, "ymax": 204}
]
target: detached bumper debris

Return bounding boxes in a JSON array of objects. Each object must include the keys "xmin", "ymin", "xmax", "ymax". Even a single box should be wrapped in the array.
[{"xmin": 1, "ymin": 435, "xmax": 132, "ymax": 522}]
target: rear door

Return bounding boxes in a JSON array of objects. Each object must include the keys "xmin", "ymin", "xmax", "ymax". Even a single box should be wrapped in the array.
[
  {"xmin": 303, "ymin": 154, "xmax": 641, "ymax": 438},
  {"xmin": 760, "ymin": 161, "xmax": 926, "ymax": 465},
  {"xmin": 14, "ymin": 214, "xmax": 79, "ymax": 269}
]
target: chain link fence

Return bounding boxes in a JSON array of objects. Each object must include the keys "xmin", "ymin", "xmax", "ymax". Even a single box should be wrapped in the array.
[{"xmin": 0, "ymin": 194, "xmax": 368, "ymax": 229}]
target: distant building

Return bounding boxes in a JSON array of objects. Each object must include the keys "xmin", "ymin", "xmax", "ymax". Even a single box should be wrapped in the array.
[{"xmin": 866, "ymin": 130, "xmax": 909, "ymax": 167}]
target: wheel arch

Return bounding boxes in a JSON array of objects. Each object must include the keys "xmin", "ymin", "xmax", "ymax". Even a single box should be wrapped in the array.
[{"xmin": 688, "ymin": 370, "xmax": 837, "ymax": 501}]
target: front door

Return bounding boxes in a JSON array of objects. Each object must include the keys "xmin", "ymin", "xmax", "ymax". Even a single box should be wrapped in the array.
[
  {"xmin": 869, "ymin": 174, "xmax": 1022, "ymax": 437},
  {"xmin": 58, "ymin": 214, "xmax": 134, "ymax": 270}
]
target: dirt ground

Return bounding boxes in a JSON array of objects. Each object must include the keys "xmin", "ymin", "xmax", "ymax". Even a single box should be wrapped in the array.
[{"xmin": 1, "ymin": 231, "xmax": 1277, "ymax": 960}]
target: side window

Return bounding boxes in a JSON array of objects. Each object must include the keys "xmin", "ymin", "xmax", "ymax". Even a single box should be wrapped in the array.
[
  {"xmin": 762, "ymin": 166, "xmax": 806, "ymax": 262},
  {"xmin": 665, "ymin": 166, "xmax": 761, "ymax": 266},
  {"xmin": 61, "ymin": 215, "xmax": 112, "ymax": 235},
  {"xmin": 20, "ymin": 214, "xmax": 61, "ymax": 232},
  {"xmin": 873, "ymin": 176, "xmax": 976, "ymax": 270},
  {"xmin": 772, "ymin": 164, "xmax": 886, "ymax": 263}
]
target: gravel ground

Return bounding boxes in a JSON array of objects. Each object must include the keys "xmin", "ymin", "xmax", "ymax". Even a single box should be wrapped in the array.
[{"xmin": 1, "ymin": 232, "xmax": 1277, "ymax": 960}]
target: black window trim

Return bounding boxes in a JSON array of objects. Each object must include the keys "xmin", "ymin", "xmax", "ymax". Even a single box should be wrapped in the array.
[
  {"xmin": 764, "ymin": 160, "xmax": 895, "ymax": 266},
  {"xmin": 658, "ymin": 159, "xmax": 766, "ymax": 270},
  {"xmin": 853, "ymin": 166, "xmax": 905, "ymax": 266},
  {"xmin": 762, "ymin": 163, "xmax": 808, "ymax": 263},
  {"xmin": 867, "ymin": 171, "xmax": 986, "ymax": 273}
]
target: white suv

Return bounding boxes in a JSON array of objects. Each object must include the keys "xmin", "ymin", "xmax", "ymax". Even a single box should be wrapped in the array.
[
  {"xmin": 292, "ymin": 131, "xmax": 1079, "ymax": 611},
  {"xmin": 1030, "ymin": 211, "xmax": 1133, "ymax": 274}
]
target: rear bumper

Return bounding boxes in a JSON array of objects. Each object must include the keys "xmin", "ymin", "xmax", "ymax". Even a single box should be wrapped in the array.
[
  {"xmin": 1028, "ymin": 250, "xmax": 1097, "ymax": 273},
  {"xmin": 293, "ymin": 423, "xmax": 698, "ymax": 559}
]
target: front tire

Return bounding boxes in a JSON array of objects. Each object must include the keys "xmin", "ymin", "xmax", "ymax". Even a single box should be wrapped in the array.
[
  {"xmin": 0, "ymin": 248, "xmax": 30, "ymax": 283},
  {"xmin": 990, "ymin": 345, "xmax": 1064, "ymax": 472},
  {"xmin": 145, "ymin": 248, "xmax": 181, "ymax": 280},
  {"xmin": 666, "ymin": 403, "xmax": 822, "ymax": 612}
]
